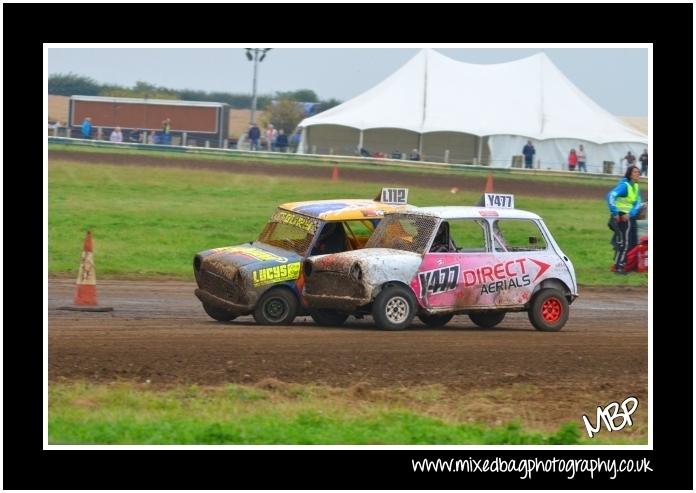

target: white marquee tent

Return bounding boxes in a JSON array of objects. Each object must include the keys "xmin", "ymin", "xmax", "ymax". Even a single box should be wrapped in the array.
[{"xmin": 297, "ymin": 49, "xmax": 647, "ymax": 174}]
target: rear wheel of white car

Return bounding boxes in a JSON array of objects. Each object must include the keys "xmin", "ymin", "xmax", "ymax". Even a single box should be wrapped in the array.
[
  {"xmin": 310, "ymin": 309, "xmax": 349, "ymax": 327},
  {"xmin": 372, "ymin": 285, "xmax": 416, "ymax": 331},
  {"xmin": 254, "ymin": 289, "xmax": 298, "ymax": 325},
  {"xmin": 528, "ymin": 288, "xmax": 569, "ymax": 332},
  {"xmin": 469, "ymin": 312, "xmax": 505, "ymax": 328},
  {"xmin": 418, "ymin": 314, "xmax": 453, "ymax": 328},
  {"xmin": 202, "ymin": 303, "xmax": 237, "ymax": 322}
]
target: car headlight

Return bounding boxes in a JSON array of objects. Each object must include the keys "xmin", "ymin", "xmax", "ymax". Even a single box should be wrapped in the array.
[{"xmin": 349, "ymin": 262, "xmax": 362, "ymax": 281}]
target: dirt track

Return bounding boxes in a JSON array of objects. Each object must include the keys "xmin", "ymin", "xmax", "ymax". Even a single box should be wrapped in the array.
[
  {"xmin": 48, "ymin": 279, "xmax": 648, "ymax": 434},
  {"xmin": 48, "ymin": 279, "xmax": 648, "ymax": 387},
  {"xmin": 49, "ymin": 149, "xmax": 648, "ymax": 201}
]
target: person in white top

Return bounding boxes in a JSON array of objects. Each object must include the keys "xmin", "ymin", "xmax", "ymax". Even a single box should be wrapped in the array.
[
  {"xmin": 265, "ymin": 124, "xmax": 278, "ymax": 151},
  {"xmin": 576, "ymin": 144, "xmax": 587, "ymax": 172},
  {"xmin": 110, "ymin": 127, "xmax": 123, "ymax": 143}
]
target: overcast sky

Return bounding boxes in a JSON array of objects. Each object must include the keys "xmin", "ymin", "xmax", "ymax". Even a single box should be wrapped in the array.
[{"xmin": 47, "ymin": 46, "xmax": 649, "ymax": 116}]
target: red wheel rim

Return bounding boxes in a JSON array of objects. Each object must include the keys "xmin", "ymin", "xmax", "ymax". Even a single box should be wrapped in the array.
[{"xmin": 541, "ymin": 297, "xmax": 562, "ymax": 323}]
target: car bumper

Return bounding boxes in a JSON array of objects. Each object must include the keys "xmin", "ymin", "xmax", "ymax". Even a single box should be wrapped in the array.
[
  {"xmin": 304, "ymin": 272, "xmax": 372, "ymax": 311},
  {"xmin": 195, "ymin": 288, "xmax": 252, "ymax": 314}
]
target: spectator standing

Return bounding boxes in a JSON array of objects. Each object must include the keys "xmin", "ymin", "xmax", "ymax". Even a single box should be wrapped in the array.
[
  {"xmin": 265, "ymin": 124, "xmax": 278, "ymax": 151},
  {"xmin": 567, "ymin": 148, "xmax": 578, "ymax": 171},
  {"xmin": 606, "ymin": 165, "xmax": 642, "ymax": 274},
  {"xmin": 109, "ymin": 127, "xmax": 123, "ymax": 143},
  {"xmin": 81, "ymin": 117, "xmax": 92, "ymax": 139},
  {"xmin": 639, "ymin": 149, "xmax": 648, "ymax": 176},
  {"xmin": 576, "ymin": 144, "xmax": 587, "ymax": 172},
  {"xmin": 409, "ymin": 148, "xmax": 421, "ymax": 161},
  {"xmin": 162, "ymin": 118, "xmax": 172, "ymax": 145},
  {"xmin": 522, "ymin": 140, "xmax": 535, "ymax": 169},
  {"xmin": 248, "ymin": 124, "xmax": 261, "ymax": 151},
  {"xmin": 275, "ymin": 129, "xmax": 288, "ymax": 152},
  {"xmin": 129, "ymin": 129, "xmax": 142, "ymax": 143},
  {"xmin": 622, "ymin": 150, "xmax": 636, "ymax": 169},
  {"xmin": 289, "ymin": 131, "xmax": 301, "ymax": 153}
]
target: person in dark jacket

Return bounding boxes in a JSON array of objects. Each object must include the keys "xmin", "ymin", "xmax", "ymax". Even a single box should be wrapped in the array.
[
  {"xmin": 607, "ymin": 165, "xmax": 642, "ymax": 274},
  {"xmin": 639, "ymin": 149, "xmax": 648, "ymax": 176},
  {"xmin": 522, "ymin": 140, "xmax": 535, "ymax": 169},
  {"xmin": 275, "ymin": 129, "xmax": 288, "ymax": 152},
  {"xmin": 248, "ymin": 124, "xmax": 261, "ymax": 151}
]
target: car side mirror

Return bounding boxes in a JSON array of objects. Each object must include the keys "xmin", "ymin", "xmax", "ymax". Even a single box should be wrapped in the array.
[{"xmin": 528, "ymin": 236, "xmax": 538, "ymax": 245}]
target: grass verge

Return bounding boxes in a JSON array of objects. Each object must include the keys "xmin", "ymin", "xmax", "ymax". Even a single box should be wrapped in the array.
[{"xmin": 49, "ymin": 381, "xmax": 645, "ymax": 445}]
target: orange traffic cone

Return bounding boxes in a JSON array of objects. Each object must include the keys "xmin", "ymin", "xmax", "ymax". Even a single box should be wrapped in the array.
[
  {"xmin": 331, "ymin": 164, "xmax": 339, "ymax": 182},
  {"xmin": 475, "ymin": 172, "xmax": 495, "ymax": 206},
  {"xmin": 58, "ymin": 231, "xmax": 113, "ymax": 312},
  {"xmin": 484, "ymin": 172, "xmax": 494, "ymax": 193}
]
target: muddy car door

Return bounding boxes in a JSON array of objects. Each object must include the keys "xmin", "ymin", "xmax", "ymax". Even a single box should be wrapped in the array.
[{"xmin": 414, "ymin": 217, "xmax": 493, "ymax": 309}]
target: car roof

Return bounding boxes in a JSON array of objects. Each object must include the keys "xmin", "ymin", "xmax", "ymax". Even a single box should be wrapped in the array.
[
  {"xmin": 279, "ymin": 199, "xmax": 414, "ymax": 221},
  {"xmin": 409, "ymin": 206, "xmax": 541, "ymax": 220}
]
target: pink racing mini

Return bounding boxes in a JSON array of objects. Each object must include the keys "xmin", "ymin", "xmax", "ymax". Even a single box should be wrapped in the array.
[{"xmin": 303, "ymin": 196, "xmax": 577, "ymax": 331}]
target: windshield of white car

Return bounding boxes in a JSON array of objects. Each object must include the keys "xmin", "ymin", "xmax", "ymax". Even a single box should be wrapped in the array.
[{"xmin": 365, "ymin": 214, "xmax": 438, "ymax": 254}]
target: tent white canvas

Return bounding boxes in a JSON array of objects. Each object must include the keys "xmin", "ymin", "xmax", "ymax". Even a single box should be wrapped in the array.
[{"xmin": 297, "ymin": 49, "xmax": 647, "ymax": 174}]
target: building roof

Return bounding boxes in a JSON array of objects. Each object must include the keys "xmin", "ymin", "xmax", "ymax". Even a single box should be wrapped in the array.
[
  {"xmin": 70, "ymin": 95, "xmax": 227, "ymax": 108},
  {"xmin": 299, "ymin": 49, "xmax": 647, "ymax": 145}
]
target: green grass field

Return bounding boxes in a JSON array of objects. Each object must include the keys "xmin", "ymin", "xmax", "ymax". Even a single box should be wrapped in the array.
[
  {"xmin": 48, "ymin": 158, "xmax": 646, "ymax": 286},
  {"xmin": 49, "ymin": 381, "xmax": 645, "ymax": 445}
]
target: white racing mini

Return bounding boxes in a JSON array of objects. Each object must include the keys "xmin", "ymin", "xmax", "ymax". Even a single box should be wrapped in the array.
[{"xmin": 303, "ymin": 194, "xmax": 578, "ymax": 331}]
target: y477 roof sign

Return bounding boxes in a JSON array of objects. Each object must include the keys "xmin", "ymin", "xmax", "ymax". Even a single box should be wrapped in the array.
[{"xmin": 484, "ymin": 193, "xmax": 514, "ymax": 209}]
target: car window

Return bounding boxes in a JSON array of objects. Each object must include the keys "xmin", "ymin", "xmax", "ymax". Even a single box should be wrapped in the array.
[
  {"xmin": 366, "ymin": 214, "xmax": 438, "ymax": 254},
  {"xmin": 493, "ymin": 219, "xmax": 547, "ymax": 252},
  {"xmin": 342, "ymin": 220, "xmax": 376, "ymax": 250},
  {"xmin": 448, "ymin": 219, "xmax": 489, "ymax": 252},
  {"xmin": 257, "ymin": 209, "xmax": 319, "ymax": 255}
]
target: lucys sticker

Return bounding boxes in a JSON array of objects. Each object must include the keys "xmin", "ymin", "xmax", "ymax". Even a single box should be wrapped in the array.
[{"xmin": 252, "ymin": 262, "xmax": 302, "ymax": 287}]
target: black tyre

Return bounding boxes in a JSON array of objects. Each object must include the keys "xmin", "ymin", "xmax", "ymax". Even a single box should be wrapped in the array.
[
  {"xmin": 253, "ymin": 289, "xmax": 298, "ymax": 325},
  {"xmin": 372, "ymin": 285, "xmax": 416, "ymax": 331},
  {"xmin": 202, "ymin": 303, "xmax": 237, "ymax": 322},
  {"xmin": 527, "ymin": 288, "xmax": 569, "ymax": 332},
  {"xmin": 418, "ymin": 313, "xmax": 454, "ymax": 328},
  {"xmin": 310, "ymin": 309, "xmax": 349, "ymax": 327},
  {"xmin": 468, "ymin": 312, "xmax": 505, "ymax": 328}
]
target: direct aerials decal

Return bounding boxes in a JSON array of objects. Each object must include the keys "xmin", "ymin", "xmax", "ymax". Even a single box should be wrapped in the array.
[{"xmin": 461, "ymin": 258, "xmax": 551, "ymax": 295}]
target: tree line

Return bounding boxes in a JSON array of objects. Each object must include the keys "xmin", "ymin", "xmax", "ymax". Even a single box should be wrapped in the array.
[{"xmin": 48, "ymin": 73, "xmax": 342, "ymax": 111}]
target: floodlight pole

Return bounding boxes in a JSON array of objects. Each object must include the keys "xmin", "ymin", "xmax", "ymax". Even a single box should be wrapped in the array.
[
  {"xmin": 250, "ymin": 49, "xmax": 260, "ymax": 125},
  {"xmin": 247, "ymin": 48, "xmax": 271, "ymax": 125}
]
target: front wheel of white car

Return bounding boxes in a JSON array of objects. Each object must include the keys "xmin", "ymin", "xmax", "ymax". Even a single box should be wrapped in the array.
[{"xmin": 372, "ymin": 285, "xmax": 416, "ymax": 331}]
